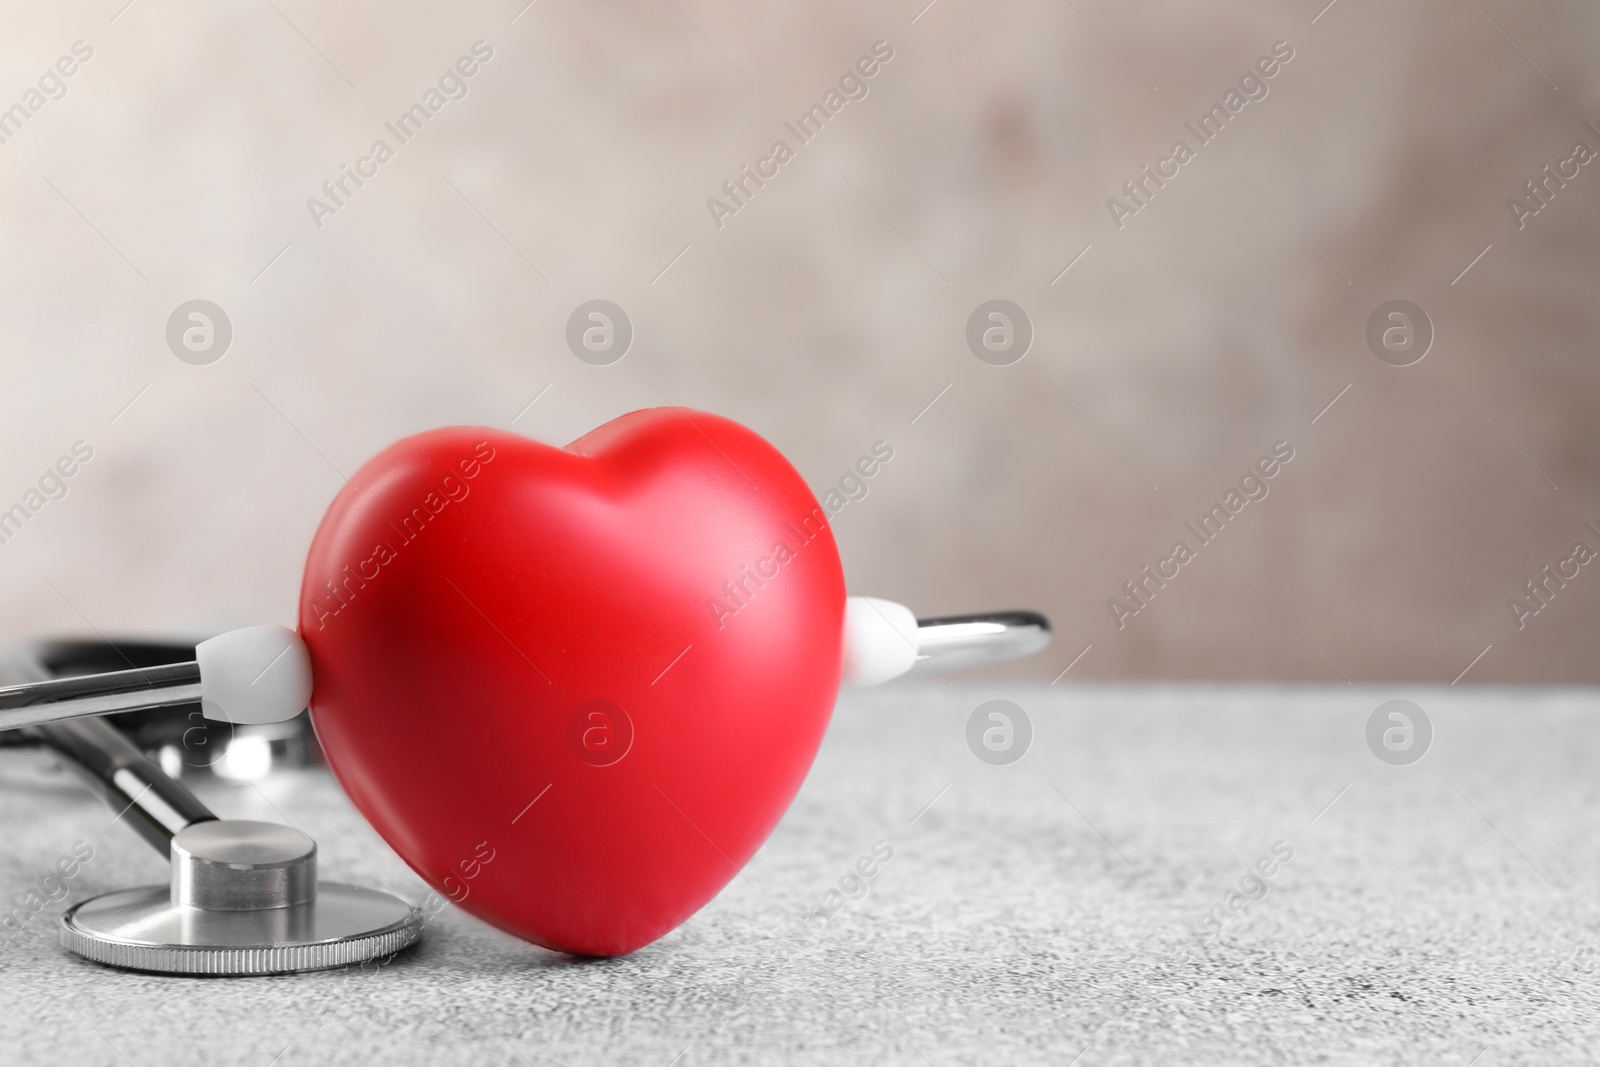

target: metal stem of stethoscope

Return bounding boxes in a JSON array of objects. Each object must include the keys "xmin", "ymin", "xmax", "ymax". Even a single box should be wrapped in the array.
[
  {"xmin": 31, "ymin": 715, "xmax": 215, "ymax": 854},
  {"xmin": 0, "ymin": 661, "xmax": 203, "ymax": 732}
]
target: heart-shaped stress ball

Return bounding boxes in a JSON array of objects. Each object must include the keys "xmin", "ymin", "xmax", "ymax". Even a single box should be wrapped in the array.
[{"xmin": 297, "ymin": 409, "xmax": 845, "ymax": 956}]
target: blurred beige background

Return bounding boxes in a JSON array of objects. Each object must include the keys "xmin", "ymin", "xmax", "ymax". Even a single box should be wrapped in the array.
[{"xmin": 0, "ymin": 0, "xmax": 1595, "ymax": 684}]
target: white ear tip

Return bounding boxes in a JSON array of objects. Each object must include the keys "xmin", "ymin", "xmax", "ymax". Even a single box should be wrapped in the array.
[
  {"xmin": 842, "ymin": 597, "xmax": 920, "ymax": 687},
  {"xmin": 196, "ymin": 625, "xmax": 313, "ymax": 724}
]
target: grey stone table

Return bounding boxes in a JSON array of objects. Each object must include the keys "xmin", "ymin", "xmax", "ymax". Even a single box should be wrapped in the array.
[{"xmin": 2, "ymin": 684, "xmax": 1599, "ymax": 1066}]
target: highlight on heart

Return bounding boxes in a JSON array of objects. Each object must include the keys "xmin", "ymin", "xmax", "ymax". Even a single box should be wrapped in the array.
[{"xmin": 305, "ymin": 439, "xmax": 499, "ymax": 629}]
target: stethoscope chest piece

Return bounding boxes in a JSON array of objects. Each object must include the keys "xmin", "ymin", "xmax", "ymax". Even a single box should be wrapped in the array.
[{"xmin": 60, "ymin": 818, "xmax": 422, "ymax": 976}]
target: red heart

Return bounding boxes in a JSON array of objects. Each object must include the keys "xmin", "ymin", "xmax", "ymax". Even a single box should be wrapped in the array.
[{"xmin": 298, "ymin": 409, "xmax": 845, "ymax": 956}]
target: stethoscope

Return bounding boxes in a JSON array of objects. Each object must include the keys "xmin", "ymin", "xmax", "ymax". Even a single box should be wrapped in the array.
[{"xmin": 0, "ymin": 607, "xmax": 1049, "ymax": 976}]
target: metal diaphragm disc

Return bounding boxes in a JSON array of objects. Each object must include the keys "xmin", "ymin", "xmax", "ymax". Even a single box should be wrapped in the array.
[{"xmin": 61, "ymin": 882, "xmax": 423, "ymax": 976}]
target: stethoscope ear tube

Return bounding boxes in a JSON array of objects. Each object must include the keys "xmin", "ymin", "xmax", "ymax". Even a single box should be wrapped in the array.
[
  {"xmin": 0, "ymin": 625, "xmax": 309, "ymax": 733},
  {"xmin": 0, "ymin": 660, "xmax": 202, "ymax": 731},
  {"xmin": 842, "ymin": 602, "xmax": 1052, "ymax": 685},
  {"xmin": 910, "ymin": 610, "xmax": 1053, "ymax": 676}
]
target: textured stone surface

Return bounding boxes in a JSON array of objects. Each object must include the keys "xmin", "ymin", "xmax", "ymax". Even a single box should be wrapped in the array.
[{"xmin": 2, "ymin": 683, "xmax": 1599, "ymax": 1065}]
